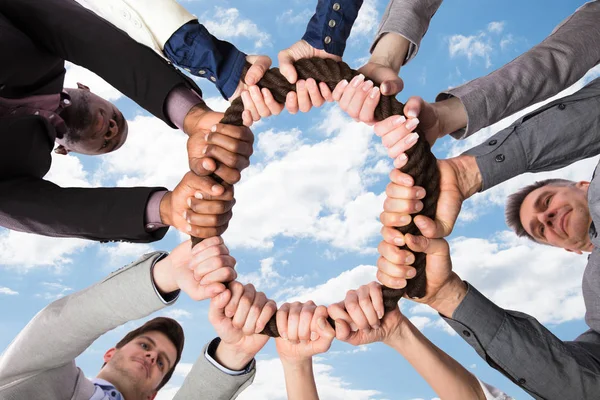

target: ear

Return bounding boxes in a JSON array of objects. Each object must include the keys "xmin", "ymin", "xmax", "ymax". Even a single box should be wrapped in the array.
[
  {"xmin": 77, "ymin": 82, "xmax": 90, "ymax": 91},
  {"xmin": 103, "ymin": 348, "xmax": 117, "ymax": 364},
  {"xmin": 576, "ymin": 181, "xmax": 590, "ymax": 190},
  {"xmin": 54, "ymin": 145, "xmax": 69, "ymax": 155},
  {"xmin": 565, "ymin": 248, "xmax": 583, "ymax": 255}
]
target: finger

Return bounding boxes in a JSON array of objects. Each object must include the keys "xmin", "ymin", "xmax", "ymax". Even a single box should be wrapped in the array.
[
  {"xmin": 208, "ymin": 289, "xmax": 232, "ymax": 322},
  {"xmin": 210, "ymin": 164, "xmax": 242, "ymax": 186},
  {"xmin": 413, "ymin": 215, "xmax": 441, "ymax": 238},
  {"xmin": 256, "ymin": 299, "xmax": 277, "ymax": 334},
  {"xmin": 345, "ymin": 290, "xmax": 369, "ymax": 330},
  {"xmin": 393, "ymin": 154, "xmax": 408, "ymax": 169},
  {"xmin": 378, "ymin": 241, "xmax": 416, "ymax": 265},
  {"xmin": 204, "ymin": 145, "xmax": 249, "ymax": 170},
  {"xmin": 210, "ymin": 123, "xmax": 254, "ymax": 143},
  {"xmin": 232, "ymin": 284, "xmax": 256, "ymax": 330},
  {"xmin": 380, "ymin": 211, "xmax": 414, "ymax": 228},
  {"xmin": 380, "ymin": 226, "xmax": 408, "ymax": 247},
  {"xmin": 181, "ymin": 171, "xmax": 224, "ymax": 197},
  {"xmin": 198, "ymin": 265, "xmax": 237, "ymax": 285},
  {"xmin": 287, "ymin": 302, "xmax": 303, "ymax": 341},
  {"xmin": 188, "ymin": 185, "xmax": 233, "ymax": 202},
  {"xmin": 306, "ymin": 78, "xmax": 325, "ymax": 108},
  {"xmin": 380, "ymin": 78, "xmax": 404, "ymax": 96},
  {"xmin": 242, "ymin": 110, "xmax": 254, "ymax": 127},
  {"xmin": 187, "ymin": 223, "xmax": 228, "ymax": 239},
  {"xmin": 189, "ymin": 242, "xmax": 231, "ymax": 267},
  {"xmin": 327, "ymin": 302, "xmax": 353, "ymax": 330},
  {"xmin": 383, "ymin": 197, "xmax": 423, "ymax": 214},
  {"xmin": 386, "ymin": 182, "xmax": 425, "ymax": 201},
  {"xmin": 242, "ymin": 291, "xmax": 266, "ymax": 335},
  {"xmin": 388, "ymin": 130, "xmax": 419, "ymax": 159},
  {"xmin": 189, "ymin": 156, "xmax": 217, "ymax": 176},
  {"xmin": 357, "ymin": 284, "xmax": 380, "ymax": 329},
  {"xmin": 319, "ymin": 82, "xmax": 334, "ymax": 102},
  {"xmin": 404, "ymin": 96, "xmax": 423, "ymax": 119},
  {"xmin": 333, "ymin": 318, "xmax": 352, "ymax": 341},
  {"xmin": 312, "ymin": 306, "xmax": 335, "ymax": 340},
  {"xmin": 277, "ymin": 50, "xmax": 298, "ymax": 84},
  {"xmin": 346, "ymin": 80, "xmax": 373, "ymax": 119},
  {"xmin": 376, "ymin": 256, "xmax": 416, "ymax": 280},
  {"xmin": 339, "ymin": 74, "xmax": 365, "ymax": 111},
  {"xmin": 224, "ymin": 281, "xmax": 244, "ymax": 319},
  {"xmin": 277, "ymin": 303, "xmax": 291, "ymax": 340},
  {"xmin": 248, "ymin": 85, "xmax": 272, "ymax": 118},
  {"xmin": 241, "ymin": 91, "xmax": 260, "ymax": 122},
  {"xmin": 245, "ymin": 56, "xmax": 271, "ymax": 86},
  {"xmin": 296, "ymin": 80, "xmax": 311, "ymax": 113},
  {"xmin": 186, "ymin": 211, "xmax": 233, "ymax": 231},
  {"xmin": 299, "ymin": 302, "xmax": 317, "ymax": 341},
  {"xmin": 188, "ymin": 198, "xmax": 235, "ymax": 216},
  {"xmin": 368, "ymin": 282, "xmax": 385, "ymax": 321},
  {"xmin": 285, "ymin": 91, "xmax": 299, "ymax": 115},
  {"xmin": 358, "ymin": 86, "xmax": 380, "ymax": 124},
  {"xmin": 404, "ymin": 234, "xmax": 449, "ymax": 256},
  {"xmin": 380, "ymin": 125, "xmax": 412, "ymax": 148},
  {"xmin": 190, "ymin": 236, "xmax": 224, "ymax": 254},
  {"xmin": 331, "ymin": 79, "xmax": 349, "ymax": 101},
  {"xmin": 374, "ymin": 115, "xmax": 407, "ymax": 137},
  {"xmin": 389, "ymin": 168, "xmax": 414, "ymax": 187},
  {"xmin": 376, "ymin": 269, "xmax": 407, "ymax": 289},
  {"xmin": 262, "ymin": 88, "xmax": 284, "ymax": 116}
]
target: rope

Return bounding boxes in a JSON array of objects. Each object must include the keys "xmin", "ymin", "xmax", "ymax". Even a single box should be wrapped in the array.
[{"xmin": 191, "ymin": 57, "xmax": 440, "ymax": 337}]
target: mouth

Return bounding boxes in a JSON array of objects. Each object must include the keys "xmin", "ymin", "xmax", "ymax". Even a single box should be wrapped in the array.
[
  {"xmin": 133, "ymin": 358, "xmax": 150, "ymax": 378},
  {"xmin": 560, "ymin": 210, "xmax": 570, "ymax": 236}
]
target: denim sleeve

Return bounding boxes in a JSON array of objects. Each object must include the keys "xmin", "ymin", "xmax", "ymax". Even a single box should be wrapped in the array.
[
  {"xmin": 302, "ymin": 0, "xmax": 364, "ymax": 56},
  {"xmin": 164, "ymin": 21, "xmax": 247, "ymax": 99}
]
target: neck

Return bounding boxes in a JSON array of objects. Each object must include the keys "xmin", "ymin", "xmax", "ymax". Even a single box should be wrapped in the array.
[{"xmin": 95, "ymin": 372, "xmax": 142, "ymax": 400}]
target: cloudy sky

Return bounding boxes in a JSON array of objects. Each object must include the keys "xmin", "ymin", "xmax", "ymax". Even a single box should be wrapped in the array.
[{"xmin": 1, "ymin": 0, "xmax": 597, "ymax": 399}]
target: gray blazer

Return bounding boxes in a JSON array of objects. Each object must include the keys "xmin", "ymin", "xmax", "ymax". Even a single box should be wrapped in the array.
[
  {"xmin": 0, "ymin": 252, "xmax": 254, "ymax": 400},
  {"xmin": 374, "ymin": 0, "xmax": 600, "ymax": 138}
]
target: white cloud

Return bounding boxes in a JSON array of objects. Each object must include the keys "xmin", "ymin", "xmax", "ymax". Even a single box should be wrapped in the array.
[
  {"xmin": 499, "ymin": 34, "xmax": 514, "ymax": 51},
  {"xmin": 98, "ymin": 242, "xmax": 156, "ymax": 268},
  {"xmin": 0, "ymin": 230, "xmax": 91, "ymax": 272},
  {"xmin": 409, "ymin": 316, "xmax": 433, "ymax": 330},
  {"xmin": 203, "ymin": 8, "xmax": 271, "ymax": 49},
  {"xmin": 46, "ymin": 153, "xmax": 94, "ymax": 188},
  {"xmin": 256, "ymin": 128, "xmax": 303, "ymax": 160},
  {"xmin": 163, "ymin": 308, "xmax": 193, "ymax": 320},
  {"xmin": 448, "ymin": 33, "xmax": 493, "ymax": 68},
  {"xmin": 277, "ymin": 8, "xmax": 314, "ymax": 25},
  {"xmin": 0, "ymin": 287, "xmax": 18, "ymax": 296},
  {"xmin": 487, "ymin": 21, "xmax": 505, "ymax": 34},
  {"xmin": 348, "ymin": 0, "xmax": 379, "ymax": 41},
  {"xmin": 37, "ymin": 281, "xmax": 73, "ymax": 300},
  {"xmin": 64, "ymin": 62, "xmax": 122, "ymax": 102}
]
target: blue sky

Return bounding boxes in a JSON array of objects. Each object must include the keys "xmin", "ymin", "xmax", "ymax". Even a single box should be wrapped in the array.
[{"xmin": 1, "ymin": 0, "xmax": 597, "ymax": 399}]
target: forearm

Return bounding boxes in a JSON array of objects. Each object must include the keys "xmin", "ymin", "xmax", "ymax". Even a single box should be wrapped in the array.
[
  {"xmin": 371, "ymin": 0, "xmax": 443, "ymax": 63},
  {"xmin": 386, "ymin": 320, "xmax": 484, "ymax": 400},
  {"xmin": 437, "ymin": 1, "xmax": 600, "ymax": 138},
  {"xmin": 369, "ymin": 32, "xmax": 410, "ymax": 73},
  {"xmin": 281, "ymin": 359, "xmax": 320, "ymax": 400}
]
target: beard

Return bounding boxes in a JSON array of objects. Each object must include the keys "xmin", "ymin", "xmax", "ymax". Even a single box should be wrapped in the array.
[
  {"xmin": 105, "ymin": 350, "xmax": 152, "ymax": 399},
  {"xmin": 60, "ymin": 89, "xmax": 94, "ymax": 144}
]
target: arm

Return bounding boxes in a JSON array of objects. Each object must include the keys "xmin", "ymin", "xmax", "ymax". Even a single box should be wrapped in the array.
[{"xmin": 437, "ymin": 0, "xmax": 600, "ymax": 138}]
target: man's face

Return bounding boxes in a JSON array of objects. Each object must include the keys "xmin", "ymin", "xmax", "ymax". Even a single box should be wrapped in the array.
[
  {"xmin": 55, "ymin": 84, "xmax": 128, "ymax": 156},
  {"xmin": 102, "ymin": 331, "xmax": 177, "ymax": 399},
  {"xmin": 519, "ymin": 182, "xmax": 592, "ymax": 254}
]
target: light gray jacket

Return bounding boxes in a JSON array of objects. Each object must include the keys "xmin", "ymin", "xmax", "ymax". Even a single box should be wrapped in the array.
[
  {"xmin": 374, "ymin": 0, "xmax": 600, "ymax": 138},
  {"xmin": 0, "ymin": 252, "xmax": 255, "ymax": 400}
]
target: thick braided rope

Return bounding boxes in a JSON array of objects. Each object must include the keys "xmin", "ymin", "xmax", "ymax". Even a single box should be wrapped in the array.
[{"xmin": 191, "ymin": 58, "xmax": 440, "ymax": 337}]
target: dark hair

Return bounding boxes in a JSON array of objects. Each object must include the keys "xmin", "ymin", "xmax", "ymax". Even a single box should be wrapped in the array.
[
  {"xmin": 505, "ymin": 178, "xmax": 575, "ymax": 241},
  {"xmin": 104, "ymin": 317, "xmax": 184, "ymax": 391}
]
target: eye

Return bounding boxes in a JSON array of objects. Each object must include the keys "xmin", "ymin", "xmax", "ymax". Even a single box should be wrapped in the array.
[
  {"xmin": 140, "ymin": 342, "xmax": 149, "ymax": 350},
  {"xmin": 101, "ymin": 139, "xmax": 109, "ymax": 149},
  {"xmin": 545, "ymin": 195, "xmax": 553, "ymax": 209},
  {"xmin": 540, "ymin": 225, "xmax": 545, "ymax": 238},
  {"xmin": 158, "ymin": 359, "xmax": 164, "ymax": 370}
]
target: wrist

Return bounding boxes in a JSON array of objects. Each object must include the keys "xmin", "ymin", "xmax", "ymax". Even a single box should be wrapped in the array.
[
  {"xmin": 280, "ymin": 357, "xmax": 314, "ymax": 374},
  {"xmin": 183, "ymin": 102, "xmax": 211, "ymax": 135},
  {"xmin": 429, "ymin": 274, "xmax": 468, "ymax": 318},
  {"xmin": 433, "ymin": 97, "xmax": 468, "ymax": 137},
  {"xmin": 152, "ymin": 257, "xmax": 179, "ymax": 294},
  {"xmin": 214, "ymin": 340, "xmax": 255, "ymax": 371},
  {"xmin": 159, "ymin": 191, "xmax": 173, "ymax": 227},
  {"xmin": 449, "ymin": 155, "xmax": 482, "ymax": 197},
  {"xmin": 370, "ymin": 33, "xmax": 409, "ymax": 72}
]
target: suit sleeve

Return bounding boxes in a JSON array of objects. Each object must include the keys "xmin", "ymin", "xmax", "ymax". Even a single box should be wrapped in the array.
[
  {"xmin": 442, "ymin": 283, "xmax": 600, "ymax": 399},
  {"xmin": 438, "ymin": 0, "xmax": 600, "ymax": 139},
  {"xmin": 0, "ymin": 0, "xmax": 202, "ymax": 127},
  {"xmin": 0, "ymin": 252, "xmax": 177, "ymax": 387}
]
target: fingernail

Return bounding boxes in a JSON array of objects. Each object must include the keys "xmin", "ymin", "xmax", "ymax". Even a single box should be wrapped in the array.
[
  {"xmin": 407, "ymin": 268, "xmax": 416, "ymax": 278},
  {"xmin": 399, "ymin": 215, "xmax": 411, "ymax": 225},
  {"xmin": 377, "ymin": 311, "xmax": 384, "ymax": 319},
  {"xmin": 187, "ymin": 198, "xmax": 192, "ymax": 207},
  {"xmin": 381, "ymin": 82, "xmax": 389, "ymax": 94},
  {"xmin": 350, "ymin": 322, "xmax": 359, "ymax": 332},
  {"xmin": 370, "ymin": 86, "xmax": 379, "ymax": 98},
  {"xmin": 394, "ymin": 155, "xmax": 407, "ymax": 168},
  {"xmin": 405, "ymin": 132, "xmax": 419, "ymax": 145},
  {"xmin": 297, "ymin": 80, "xmax": 305, "ymax": 90},
  {"xmin": 339, "ymin": 79, "xmax": 349, "ymax": 88},
  {"xmin": 281, "ymin": 332, "xmax": 288, "ymax": 340},
  {"xmin": 211, "ymin": 185, "xmax": 221, "ymax": 193},
  {"xmin": 415, "ymin": 202, "xmax": 423, "ymax": 212},
  {"xmin": 202, "ymin": 159, "xmax": 212, "ymax": 170},
  {"xmin": 195, "ymin": 192, "xmax": 203, "ymax": 200},
  {"xmin": 310, "ymin": 331, "xmax": 319, "ymax": 341},
  {"xmin": 406, "ymin": 254, "xmax": 415, "ymax": 264},
  {"xmin": 202, "ymin": 147, "xmax": 208, "ymax": 155},
  {"xmin": 211, "ymin": 125, "xmax": 217, "ymax": 132},
  {"xmin": 406, "ymin": 109, "xmax": 418, "ymax": 118},
  {"xmin": 405, "ymin": 118, "xmax": 420, "ymax": 130},
  {"xmin": 416, "ymin": 189, "xmax": 425, "ymax": 198},
  {"xmin": 415, "ymin": 219, "xmax": 426, "ymax": 228},
  {"xmin": 394, "ymin": 236, "xmax": 405, "ymax": 246},
  {"xmin": 318, "ymin": 317, "xmax": 327, "ymax": 330},
  {"xmin": 182, "ymin": 211, "xmax": 187, "ymax": 220},
  {"xmin": 393, "ymin": 116, "xmax": 406, "ymax": 126},
  {"xmin": 402, "ymin": 178, "xmax": 413, "ymax": 186},
  {"xmin": 372, "ymin": 324, "xmax": 380, "ymax": 330},
  {"xmin": 362, "ymin": 80, "xmax": 374, "ymax": 92},
  {"xmin": 186, "ymin": 224, "xmax": 192, "ymax": 232},
  {"xmin": 351, "ymin": 74, "xmax": 365, "ymax": 87}
]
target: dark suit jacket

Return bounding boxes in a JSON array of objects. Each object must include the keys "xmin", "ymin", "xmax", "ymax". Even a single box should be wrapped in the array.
[{"xmin": 0, "ymin": 0, "xmax": 203, "ymax": 242}]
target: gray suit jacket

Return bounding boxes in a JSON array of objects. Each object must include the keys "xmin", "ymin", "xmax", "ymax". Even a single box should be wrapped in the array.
[
  {"xmin": 0, "ymin": 252, "xmax": 255, "ymax": 400},
  {"xmin": 374, "ymin": 0, "xmax": 600, "ymax": 138}
]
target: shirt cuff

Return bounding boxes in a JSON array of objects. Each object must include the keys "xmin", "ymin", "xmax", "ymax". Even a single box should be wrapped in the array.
[
  {"xmin": 436, "ymin": 86, "xmax": 489, "ymax": 139},
  {"xmin": 204, "ymin": 337, "xmax": 255, "ymax": 376},
  {"xmin": 461, "ymin": 125, "xmax": 528, "ymax": 191},
  {"xmin": 149, "ymin": 252, "xmax": 180, "ymax": 304},
  {"xmin": 165, "ymin": 85, "xmax": 204, "ymax": 131},
  {"xmin": 145, "ymin": 190, "xmax": 169, "ymax": 232}
]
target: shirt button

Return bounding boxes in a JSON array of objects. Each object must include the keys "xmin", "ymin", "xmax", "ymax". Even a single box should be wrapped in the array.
[
  {"xmin": 198, "ymin": 70, "xmax": 206, "ymax": 75},
  {"xmin": 324, "ymin": 36, "xmax": 332, "ymax": 44},
  {"xmin": 184, "ymin": 68, "xmax": 191, "ymax": 72},
  {"xmin": 495, "ymin": 154, "xmax": 505, "ymax": 162},
  {"xmin": 462, "ymin": 330, "xmax": 471, "ymax": 337},
  {"xmin": 558, "ymin": 103, "xmax": 566, "ymax": 110},
  {"xmin": 63, "ymin": 98, "xmax": 71, "ymax": 106},
  {"xmin": 332, "ymin": 3, "xmax": 341, "ymax": 11},
  {"xmin": 517, "ymin": 378, "xmax": 526, "ymax": 385},
  {"xmin": 488, "ymin": 139, "xmax": 497, "ymax": 145},
  {"xmin": 34, "ymin": 111, "xmax": 40, "ymax": 115},
  {"xmin": 147, "ymin": 224, "xmax": 154, "ymax": 229},
  {"xmin": 210, "ymin": 76, "xmax": 216, "ymax": 82},
  {"xmin": 328, "ymin": 19, "xmax": 336, "ymax": 28}
]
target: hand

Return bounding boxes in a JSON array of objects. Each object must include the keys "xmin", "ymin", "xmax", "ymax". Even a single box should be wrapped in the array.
[
  {"xmin": 326, "ymin": 282, "xmax": 401, "ymax": 346},
  {"xmin": 159, "ymin": 171, "xmax": 234, "ymax": 238},
  {"xmin": 152, "ymin": 236, "xmax": 237, "ymax": 300},
  {"xmin": 275, "ymin": 302, "xmax": 335, "ymax": 363},
  {"xmin": 380, "ymin": 156, "xmax": 481, "ymax": 240},
  {"xmin": 184, "ymin": 108, "xmax": 254, "ymax": 185},
  {"xmin": 377, "ymin": 235, "xmax": 467, "ymax": 317},
  {"xmin": 229, "ymin": 55, "xmax": 273, "ymax": 100},
  {"xmin": 278, "ymin": 40, "xmax": 339, "ymax": 114},
  {"xmin": 208, "ymin": 282, "xmax": 277, "ymax": 370}
]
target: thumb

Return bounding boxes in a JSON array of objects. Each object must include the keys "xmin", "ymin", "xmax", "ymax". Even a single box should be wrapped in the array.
[
  {"xmin": 380, "ymin": 78, "xmax": 404, "ymax": 96},
  {"xmin": 208, "ymin": 289, "xmax": 232, "ymax": 320},
  {"xmin": 334, "ymin": 319, "xmax": 352, "ymax": 341},
  {"xmin": 413, "ymin": 215, "xmax": 441, "ymax": 238},
  {"xmin": 404, "ymin": 96, "xmax": 423, "ymax": 119},
  {"xmin": 405, "ymin": 234, "xmax": 449, "ymax": 256},
  {"xmin": 316, "ymin": 317, "xmax": 336, "ymax": 340},
  {"xmin": 189, "ymin": 157, "xmax": 217, "ymax": 177},
  {"xmin": 277, "ymin": 50, "xmax": 298, "ymax": 84},
  {"xmin": 245, "ymin": 55, "xmax": 272, "ymax": 86}
]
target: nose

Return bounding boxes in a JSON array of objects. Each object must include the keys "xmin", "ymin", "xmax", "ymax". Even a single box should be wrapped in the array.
[
  {"xmin": 145, "ymin": 351, "xmax": 157, "ymax": 364},
  {"xmin": 540, "ymin": 209, "xmax": 556, "ymax": 228}
]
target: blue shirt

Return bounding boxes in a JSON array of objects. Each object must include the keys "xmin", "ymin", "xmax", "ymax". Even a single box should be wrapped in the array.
[{"xmin": 302, "ymin": 0, "xmax": 364, "ymax": 56}]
